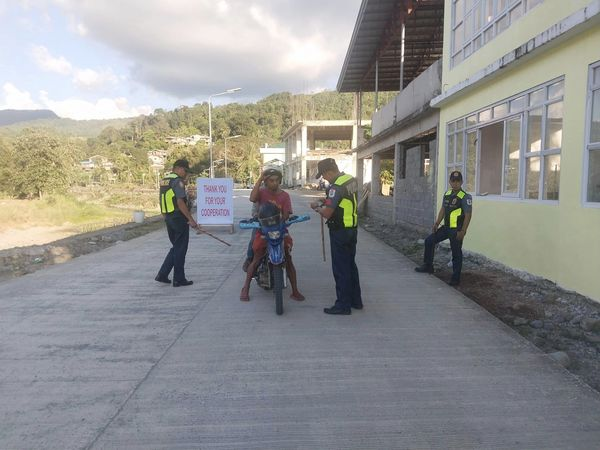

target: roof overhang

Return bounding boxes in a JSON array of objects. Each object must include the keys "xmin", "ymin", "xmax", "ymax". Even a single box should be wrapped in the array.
[{"xmin": 337, "ymin": 0, "xmax": 444, "ymax": 93}]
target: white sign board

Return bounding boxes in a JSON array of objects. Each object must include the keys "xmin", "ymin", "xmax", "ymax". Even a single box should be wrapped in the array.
[{"xmin": 196, "ymin": 178, "xmax": 234, "ymax": 225}]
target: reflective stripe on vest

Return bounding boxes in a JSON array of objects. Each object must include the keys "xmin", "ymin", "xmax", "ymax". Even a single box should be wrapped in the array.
[
  {"xmin": 160, "ymin": 173, "xmax": 179, "ymax": 214},
  {"xmin": 447, "ymin": 189, "xmax": 465, "ymax": 228},
  {"xmin": 334, "ymin": 174, "xmax": 358, "ymax": 228}
]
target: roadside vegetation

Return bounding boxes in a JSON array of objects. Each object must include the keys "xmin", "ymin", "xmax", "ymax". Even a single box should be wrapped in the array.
[{"xmin": 0, "ymin": 90, "xmax": 397, "ymax": 239}]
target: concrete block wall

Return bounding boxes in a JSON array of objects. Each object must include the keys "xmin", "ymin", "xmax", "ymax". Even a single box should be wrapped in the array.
[
  {"xmin": 367, "ymin": 194, "xmax": 394, "ymax": 224},
  {"xmin": 394, "ymin": 139, "xmax": 437, "ymax": 230}
]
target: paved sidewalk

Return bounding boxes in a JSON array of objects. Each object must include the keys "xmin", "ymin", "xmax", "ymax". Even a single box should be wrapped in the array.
[{"xmin": 1, "ymin": 190, "xmax": 600, "ymax": 449}]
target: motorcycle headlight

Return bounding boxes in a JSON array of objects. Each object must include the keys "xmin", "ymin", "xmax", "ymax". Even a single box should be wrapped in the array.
[{"xmin": 267, "ymin": 230, "xmax": 281, "ymax": 239}]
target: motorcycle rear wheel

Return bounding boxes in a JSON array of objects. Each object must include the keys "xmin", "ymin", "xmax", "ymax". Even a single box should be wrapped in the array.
[{"xmin": 273, "ymin": 265, "xmax": 284, "ymax": 315}]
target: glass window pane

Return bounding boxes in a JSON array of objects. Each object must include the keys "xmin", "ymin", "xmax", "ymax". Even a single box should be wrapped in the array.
[
  {"xmin": 510, "ymin": 4, "xmax": 523, "ymax": 23},
  {"xmin": 448, "ymin": 122, "xmax": 456, "ymax": 133},
  {"xmin": 594, "ymin": 66, "xmax": 600, "ymax": 86},
  {"xmin": 456, "ymin": 118, "xmax": 465, "ymax": 130},
  {"xmin": 526, "ymin": 156, "xmax": 540, "ymax": 199},
  {"xmin": 466, "ymin": 131, "xmax": 477, "ymax": 193},
  {"xmin": 479, "ymin": 108, "xmax": 492, "ymax": 122},
  {"xmin": 590, "ymin": 89, "xmax": 600, "ymax": 144},
  {"xmin": 504, "ymin": 118, "xmax": 521, "ymax": 194},
  {"xmin": 498, "ymin": 0, "xmax": 508, "ymax": 11},
  {"xmin": 545, "ymin": 101, "xmax": 563, "ymax": 149},
  {"xmin": 527, "ymin": 107, "xmax": 543, "ymax": 152},
  {"xmin": 454, "ymin": 23, "xmax": 464, "ymax": 50},
  {"xmin": 510, "ymin": 95, "xmax": 526, "ymax": 112},
  {"xmin": 473, "ymin": 34, "xmax": 483, "ymax": 51},
  {"xmin": 474, "ymin": 3, "xmax": 483, "ymax": 30},
  {"xmin": 464, "ymin": 42, "xmax": 472, "ymax": 58},
  {"xmin": 455, "ymin": 0, "xmax": 464, "ymax": 23},
  {"xmin": 543, "ymin": 154, "xmax": 560, "ymax": 200},
  {"xmin": 454, "ymin": 50, "xmax": 464, "ymax": 65},
  {"xmin": 467, "ymin": 114, "xmax": 478, "ymax": 126},
  {"xmin": 448, "ymin": 134, "xmax": 456, "ymax": 164},
  {"xmin": 587, "ymin": 149, "xmax": 600, "ymax": 202},
  {"xmin": 529, "ymin": 88, "xmax": 545, "ymax": 106},
  {"xmin": 464, "ymin": 12, "xmax": 473, "ymax": 40},
  {"xmin": 485, "ymin": 0, "xmax": 494, "ymax": 22},
  {"xmin": 483, "ymin": 26, "xmax": 494, "ymax": 44},
  {"xmin": 497, "ymin": 14, "xmax": 509, "ymax": 33},
  {"xmin": 493, "ymin": 103, "xmax": 508, "ymax": 118},
  {"xmin": 548, "ymin": 80, "xmax": 564, "ymax": 100},
  {"xmin": 456, "ymin": 132, "xmax": 464, "ymax": 163}
]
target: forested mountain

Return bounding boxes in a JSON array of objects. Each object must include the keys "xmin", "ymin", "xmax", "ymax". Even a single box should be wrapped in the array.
[
  {"xmin": 0, "ymin": 89, "xmax": 396, "ymax": 197},
  {"xmin": 0, "ymin": 116, "xmax": 133, "ymax": 138},
  {"xmin": 0, "ymin": 109, "xmax": 58, "ymax": 126}
]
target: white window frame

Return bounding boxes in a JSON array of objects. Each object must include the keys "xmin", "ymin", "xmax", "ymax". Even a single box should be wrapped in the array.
[
  {"xmin": 583, "ymin": 60, "xmax": 600, "ymax": 207},
  {"xmin": 451, "ymin": 0, "xmax": 544, "ymax": 68},
  {"xmin": 446, "ymin": 77, "xmax": 564, "ymax": 201}
]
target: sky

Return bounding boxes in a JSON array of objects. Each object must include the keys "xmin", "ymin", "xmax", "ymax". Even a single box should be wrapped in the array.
[{"xmin": 0, "ymin": 0, "xmax": 362, "ymax": 120}]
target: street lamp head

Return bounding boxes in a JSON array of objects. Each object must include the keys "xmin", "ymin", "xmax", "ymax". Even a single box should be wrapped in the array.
[{"xmin": 226, "ymin": 88, "xmax": 241, "ymax": 93}]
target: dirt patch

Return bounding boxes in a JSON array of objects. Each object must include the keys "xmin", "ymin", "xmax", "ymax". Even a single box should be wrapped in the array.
[
  {"xmin": 362, "ymin": 216, "xmax": 600, "ymax": 393},
  {"xmin": 0, "ymin": 217, "xmax": 165, "ymax": 282}
]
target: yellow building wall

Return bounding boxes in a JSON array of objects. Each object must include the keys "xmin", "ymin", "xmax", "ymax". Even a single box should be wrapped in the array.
[
  {"xmin": 437, "ymin": 25, "xmax": 600, "ymax": 301},
  {"xmin": 442, "ymin": 0, "xmax": 592, "ymax": 88}
]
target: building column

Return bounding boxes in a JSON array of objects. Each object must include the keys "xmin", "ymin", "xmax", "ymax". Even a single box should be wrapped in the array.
[
  {"xmin": 356, "ymin": 157, "xmax": 364, "ymax": 188},
  {"xmin": 393, "ymin": 143, "xmax": 402, "ymax": 225},
  {"xmin": 301, "ymin": 125, "xmax": 308, "ymax": 185},
  {"xmin": 372, "ymin": 153, "xmax": 381, "ymax": 197}
]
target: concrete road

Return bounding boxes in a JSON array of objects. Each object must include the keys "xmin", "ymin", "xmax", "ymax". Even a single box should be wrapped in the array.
[{"xmin": 1, "ymin": 189, "xmax": 600, "ymax": 449}]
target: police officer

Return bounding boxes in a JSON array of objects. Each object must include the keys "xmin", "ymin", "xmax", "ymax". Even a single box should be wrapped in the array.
[
  {"xmin": 310, "ymin": 158, "xmax": 363, "ymax": 315},
  {"xmin": 155, "ymin": 159, "xmax": 200, "ymax": 287},
  {"xmin": 415, "ymin": 170, "xmax": 472, "ymax": 286}
]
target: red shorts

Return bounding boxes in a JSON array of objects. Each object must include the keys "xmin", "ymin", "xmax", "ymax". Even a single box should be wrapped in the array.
[{"xmin": 252, "ymin": 231, "xmax": 293, "ymax": 254}]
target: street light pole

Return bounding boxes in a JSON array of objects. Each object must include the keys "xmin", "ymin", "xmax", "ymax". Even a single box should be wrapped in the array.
[
  {"xmin": 208, "ymin": 88, "xmax": 241, "ymax": 178},
  {"xmin": 224, "ymin": 134, "xmax": 242, "ymax": 178}
]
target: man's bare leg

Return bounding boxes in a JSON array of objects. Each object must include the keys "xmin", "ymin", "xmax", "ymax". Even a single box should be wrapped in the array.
[
  {"xmin": 285, "ymin": 251, "xmax": 305, "ymax": 301},
  {"xmin": 240, "ymin": 248, "xmax": 265, "ymax": 301}
]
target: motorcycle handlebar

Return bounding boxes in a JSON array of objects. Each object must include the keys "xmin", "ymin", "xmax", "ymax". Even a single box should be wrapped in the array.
[{"xmin": 238, "ymin": 214, "xmax": 310, "ymax": 230}]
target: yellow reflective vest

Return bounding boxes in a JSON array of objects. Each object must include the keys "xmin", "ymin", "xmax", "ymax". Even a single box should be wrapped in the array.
[
  {"xmin": 328, "ymin": 173, "xmax": 358, "ymax": 229},
  {"xmin": 443, "ymin": 189, "xmax": 467, "ymax": 229},
  {"xmin": 159, "ymin": 173, "xmax": 181, "ymax": 214}
]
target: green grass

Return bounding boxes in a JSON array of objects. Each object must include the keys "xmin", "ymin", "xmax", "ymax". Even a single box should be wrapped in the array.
[
  {"xmin": 0, "ymin": 195, "xmax": 132, "ymax": 231},
  {"xmin": 0, "ymin": 184, "xmax": 162, "ymax": 233}
]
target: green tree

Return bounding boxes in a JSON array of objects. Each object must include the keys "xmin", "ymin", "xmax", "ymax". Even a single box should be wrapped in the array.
[{"xmin": 12, "ymin": 129, "xmax": 78, "ymax": 199}]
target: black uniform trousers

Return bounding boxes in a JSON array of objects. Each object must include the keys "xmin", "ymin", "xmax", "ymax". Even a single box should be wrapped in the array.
[
  {"xmin": 158, "ymin": 213, "xmax": 190, "ymax": 283},
  {"xmin": 330, "ymin": 227, "xmax": 362, "ymax": 311},
  {"xmin": 423, "ymin": 225, "xmax": 463, "ymax": 282}
]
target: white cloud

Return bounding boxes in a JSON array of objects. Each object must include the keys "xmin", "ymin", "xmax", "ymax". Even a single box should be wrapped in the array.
[
  {"xmin": 48, "ymin": 0, "xmax": 361, "ymax": 98},
  {"xmin": 39, "ymin": 90, "xmax": 152, "ymax": 119},
  {"xmin": 73, "ymin": 68, "xmax": 118, "ymax": 90},
  {"xmin": 0, "ymin": 83, "xmax": 40, "ymax": 109},
  {"xmin": 31, "ymin": 44, "xmax": 72, "ymax": 75}
]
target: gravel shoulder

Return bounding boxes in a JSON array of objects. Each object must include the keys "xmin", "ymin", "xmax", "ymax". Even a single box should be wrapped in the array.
[
  {"xmin": 362, "ymin": 216, "xmax": 600, "ymax": 393},
  {"xmin": 0, "ymin": 217, "xmax": 164, "ymax": 283}
]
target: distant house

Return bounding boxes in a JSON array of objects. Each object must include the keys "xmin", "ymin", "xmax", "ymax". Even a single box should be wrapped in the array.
[
  {"xmin": 165, "ymin": 134, "xmax": 210, "ymax": 146},
  {"xmin": 80, "ymin": 155, "xmax": 114, "ymax": 171},
  {"xmin": 281, "ymin": 120, "xmax": 370, "ymax": 186},
  {"xmin": 147, "ymin": 150, "xmax": 168, "ymax": 170}
]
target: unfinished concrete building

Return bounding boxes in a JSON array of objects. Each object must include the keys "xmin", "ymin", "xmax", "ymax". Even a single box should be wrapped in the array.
[{"xmin": 338, "ymin": 0, "xmax": 444, "ymax": 229}]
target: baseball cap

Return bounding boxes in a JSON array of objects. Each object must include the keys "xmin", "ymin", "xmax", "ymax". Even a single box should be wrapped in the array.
[
  {"xmin": 262, "ymin": 168, "xmax": 282, "ymax": 180},
  {"xmin": 315, "ymin": 158, "xmax": 338, "ymax": 179},
  {"xmin": 449, "ymin": 170, "xmax": 463, "ymax": 181},
  {"xmin": 173, "ymin": 159, "xmax": 190, "ymax": 171}
]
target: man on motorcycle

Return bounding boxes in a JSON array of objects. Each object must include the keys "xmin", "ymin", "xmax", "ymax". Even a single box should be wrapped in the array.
[{"xmin": 240, "ymin": 168, "xmax": 305, "ymax": 302}]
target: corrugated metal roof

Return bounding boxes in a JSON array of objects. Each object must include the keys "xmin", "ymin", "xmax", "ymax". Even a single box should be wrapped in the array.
[{"xmin": 337, "ymin": 0, "xmax": 444, "ymax": 93}]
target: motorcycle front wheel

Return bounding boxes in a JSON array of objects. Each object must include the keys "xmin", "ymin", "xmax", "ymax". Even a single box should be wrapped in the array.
[{"xmin": 273, "ymin": 264, "xmax": 284, "ymax": 315}]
